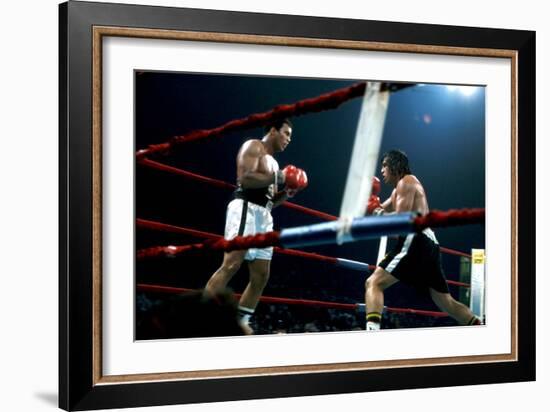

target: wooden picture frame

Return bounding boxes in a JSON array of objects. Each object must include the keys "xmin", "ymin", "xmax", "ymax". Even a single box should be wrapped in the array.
[{"xmin": 59, "ymin": 1, "xmax": 535, "ymax": 410}]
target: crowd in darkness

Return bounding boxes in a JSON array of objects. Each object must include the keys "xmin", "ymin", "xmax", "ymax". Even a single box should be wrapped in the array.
[
  {"xmin": 136, "ymin": 234, "xmax": 467, "ymax": 338},
  {"xmin": 251, "ymin": 304, "xmax": 457, "ymax": 335},
  {"xmin": 136, "ymin": 291, "xmax": 458, "ymax": 339},
  {"xmin": 136, "ymin": 244, "xmax": 465, "ymax": 338}
]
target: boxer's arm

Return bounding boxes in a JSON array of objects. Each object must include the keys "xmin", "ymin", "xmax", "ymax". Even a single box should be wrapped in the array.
[
  {"xmin": 380, "ymin": 196, "xmax": 394, "ymax": 213},
  {"xmin": 367, "ymin": 196, "xmax": 393, "ymax": 215},
  {"xmin": 237, "ymin": 140, "xmax": 276, "ymax": 188}
]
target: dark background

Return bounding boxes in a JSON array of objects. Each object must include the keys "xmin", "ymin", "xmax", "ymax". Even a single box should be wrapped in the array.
[{"xmin": 135, "ymin": 71, "xmax": 485, "ymax": 333}]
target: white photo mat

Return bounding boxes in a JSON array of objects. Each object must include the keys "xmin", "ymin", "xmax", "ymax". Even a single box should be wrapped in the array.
[{"xmin": 102, "ymin": 36, "xmax": 511, "ymax": 377}]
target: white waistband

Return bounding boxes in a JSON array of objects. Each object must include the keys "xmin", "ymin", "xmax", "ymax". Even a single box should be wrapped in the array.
[{"xmin": 422, "ymin": 228, "xmax": 438, "ymax": 244}]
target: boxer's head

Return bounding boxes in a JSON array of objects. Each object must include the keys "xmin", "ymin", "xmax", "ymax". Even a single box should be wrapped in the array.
[
  {"xmin": 381, "ymin": 150, "xmax": 411, "ymax": 184},
  {"xmin": 264, "ymin": 118, "xmax": 293, "ymax": 152}
]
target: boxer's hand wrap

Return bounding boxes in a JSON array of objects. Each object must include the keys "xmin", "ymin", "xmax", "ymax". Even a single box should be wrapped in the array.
[
  {"xmin": 274, "ymin": 170, "xmax": 285, "ymax": 189},
  {"xmin": 373, "ymin": 207, "xmax": 384, "ymax": 216}
]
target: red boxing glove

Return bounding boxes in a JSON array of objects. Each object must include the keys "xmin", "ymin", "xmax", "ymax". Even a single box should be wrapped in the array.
[
  {"xmin": 282, "ymin": 165, "xmax": 308, "ymax": 197},
  {"xmin": 366, "ymin": 195, "xmax": 383, "ymax": 215},
  {"xmin": 371, "ymin": 176, "xmax": 381, "ymax": 196}
]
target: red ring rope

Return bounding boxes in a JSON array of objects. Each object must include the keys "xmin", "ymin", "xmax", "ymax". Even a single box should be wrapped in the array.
[
  {"xmin": 137, "ymin": 218, "xmax": 374, "ymax": 269},
  {"xmin": 447, "ymin": 280, "xmax": 470, "ymax": 288},
  {"xmin": 138, "ymin": 284, "xmax": 356, "ymax": 310},
  {"xmin": 137, "ymin": 209, "xmax": 481, "ymax": 259},
  {"xmin": 414, "ymin": 209, "xmax": 485, "ymax": 230},
  {"xmin": 137, "ymin": 218, "xmax": 469, "ymax": 287},
  {"xmin": 136, "ymin": 82, "xmax": 367, "ymax": 158},
  {"xmin": 440, "ymin": 247, "xmax": 471, "ymax": 259},
  {"xmin": 137, "ymin": 283, "xmax": 449, "ymax": 318}
]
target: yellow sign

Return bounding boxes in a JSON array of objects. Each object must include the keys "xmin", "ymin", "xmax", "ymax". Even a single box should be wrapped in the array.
[{"xmin": 472, "ymin": 249, "xmax": 485, "ymax": 264}]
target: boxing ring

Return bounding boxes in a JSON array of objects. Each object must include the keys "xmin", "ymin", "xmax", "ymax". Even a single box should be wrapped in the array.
[{"xmin": 135, "ymin": 80, "xmax": 485, "ymax": 333}]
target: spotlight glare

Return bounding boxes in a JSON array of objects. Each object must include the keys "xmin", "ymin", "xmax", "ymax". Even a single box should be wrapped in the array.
[
  {"xmin": 458, "ymin": 86, "xmax": 476, "ymax": 96},
  {"xmin": 447, "ymin": 85, "xmax": 477, "ymax": 97}
]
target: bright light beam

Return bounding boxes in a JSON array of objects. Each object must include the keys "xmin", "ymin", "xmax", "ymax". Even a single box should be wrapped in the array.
[{"xmin": 447, "ymin": 85, "xmax": 478, "ymax": 97}]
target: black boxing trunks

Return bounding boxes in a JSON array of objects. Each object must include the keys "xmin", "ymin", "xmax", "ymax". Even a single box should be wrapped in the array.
[
  {"xmin": 234, "ymin": 186, "xmax": 272, "ymax": 208},
  {"xmin": 378, "ymin": 228, "xmax": 450, "ymax": 293}
]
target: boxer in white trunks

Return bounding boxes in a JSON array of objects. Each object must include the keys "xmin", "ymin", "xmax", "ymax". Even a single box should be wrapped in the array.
[{"xmin": 204, "ymin": 118, "xmax": 308, "ymax": 331}]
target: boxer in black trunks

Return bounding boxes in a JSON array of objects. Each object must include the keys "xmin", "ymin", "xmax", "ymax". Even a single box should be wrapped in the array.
[{"xmin": 365, "ymin": 150, "xmax": 481, "ymax": 330}]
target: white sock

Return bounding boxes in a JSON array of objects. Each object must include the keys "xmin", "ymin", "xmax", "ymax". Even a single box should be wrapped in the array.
[
  {"xmin": 238, "ymin": 306, "xmax": 254, "ymax": 325},
  {"xmin": 366, "ymin": 321, "xmax": 381, "ymax": 331}
]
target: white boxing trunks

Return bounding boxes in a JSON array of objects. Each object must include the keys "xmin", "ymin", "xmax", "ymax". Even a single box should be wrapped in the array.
[{"xmin": 224, "ymin": 198, "xmax": 274, "ymax": 261}]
